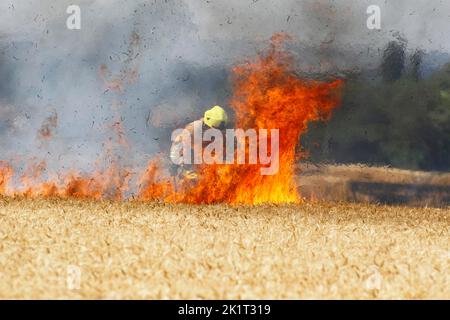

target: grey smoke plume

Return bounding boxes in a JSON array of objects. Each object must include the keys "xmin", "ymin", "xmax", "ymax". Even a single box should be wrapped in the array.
[{"xmin": 0, "ymin": 0, "xmax": 449, "ymax": 176}]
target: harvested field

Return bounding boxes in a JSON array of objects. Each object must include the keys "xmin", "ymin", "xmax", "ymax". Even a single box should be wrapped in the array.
[
  {"xmin": 0, "ymin": 198, "xmax": 448, "ymax": 299},
  {"xmin": 298, "ymin": 164, "xmax": 450, "ymax": 207}
]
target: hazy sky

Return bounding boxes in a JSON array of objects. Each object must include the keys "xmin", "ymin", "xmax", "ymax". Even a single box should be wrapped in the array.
[{"xmin": 1, "ymin": 0, "xmax": 450, "ymax": 52}]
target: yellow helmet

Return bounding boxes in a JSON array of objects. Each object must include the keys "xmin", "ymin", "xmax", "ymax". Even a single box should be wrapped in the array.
[{"xmin": 204, "ymin": 105, "xmax": 228, "ymax": 128}]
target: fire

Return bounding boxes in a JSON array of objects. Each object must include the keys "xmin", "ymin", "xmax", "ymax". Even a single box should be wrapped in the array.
[
  {"xmin": 140, "ymin": 33, "xmax": 343, "ymax": 204},
  {"xmin": 0, "ymin": 34, "xmax": 343, "ymax": 204},
  {"xmin": 0, "ymin": 161, "xmax": 13, "ymax": 195},
  {"xmin": 0, "ymin": 160, "xmax": 131, "ymax": 200}
]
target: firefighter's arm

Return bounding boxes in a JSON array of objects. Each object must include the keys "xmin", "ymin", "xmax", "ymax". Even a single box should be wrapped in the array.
[
  {"xmin": 170, "ymin": 125, "xmax": 194, "ymax": 166},
  {"xmin": 170, "ymin": 136, "xmax": 185, "ymax": 165}
]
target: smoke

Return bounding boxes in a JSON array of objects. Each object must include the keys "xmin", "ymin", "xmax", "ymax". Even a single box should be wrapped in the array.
[{"xmin": 0, "ymin": 0, "xmax": 449, "ymax": 177}]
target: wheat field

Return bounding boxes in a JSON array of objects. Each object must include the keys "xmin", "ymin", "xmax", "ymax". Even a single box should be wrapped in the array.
[{"xmin": 0, "ymin": 197, "xmax": 448, "ymax": 299}]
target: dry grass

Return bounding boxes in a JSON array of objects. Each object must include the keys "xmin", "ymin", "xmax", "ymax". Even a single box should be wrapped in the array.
[
  {"xmin": 0, "ymin": 197, "xmax": 448, "ymax": 299},
  {"xmin": 299, "ymin": 163, "xmax": 450, "ymax": 185}
]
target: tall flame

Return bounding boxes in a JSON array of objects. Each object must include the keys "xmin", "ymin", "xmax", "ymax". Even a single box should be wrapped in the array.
[
  {"xmin": 139, "ymin": 34, "xmax": 343, "ymax": 204},
  {"xmin": 0, "ymin": 34, "xmax": 343, "ymax": 204}
]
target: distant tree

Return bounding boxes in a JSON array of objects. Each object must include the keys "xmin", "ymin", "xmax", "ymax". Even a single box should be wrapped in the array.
[
  {"xmin": 381, "ymin": 40, "xmax": 406, "ymax": 82},
  {"xmin": 410, "ymin": 49, "xmax": 424, "ymax": 81},
  {"xmin": 302, "ymin": 61, "xmax": 450, "ymax": 171}
]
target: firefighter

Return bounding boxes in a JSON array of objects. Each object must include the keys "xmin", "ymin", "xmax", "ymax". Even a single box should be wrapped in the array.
[{"xmin": 169, "ymin": 105, "xmax": 229, "ymax": 181}]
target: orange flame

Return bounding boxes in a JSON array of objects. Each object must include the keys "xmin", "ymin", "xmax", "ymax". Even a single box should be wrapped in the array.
[
  {"xmin": 0, "ymin": 161, "xmax": 131, "ymax": 200},
  {"xmin": 139, "ymin": 34, "xmax": 343, "ymax": 204},
  {"xmin": 0, "ymin": 161, "xmax": 13, "ymax": 195},
  {"xmin": 0, "ymin": 34, "xmax": 343, "ymax": 204}
]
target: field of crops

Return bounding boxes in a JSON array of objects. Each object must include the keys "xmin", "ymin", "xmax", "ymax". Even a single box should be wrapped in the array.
[
  {"xmin": 0, "ymin": 197, "xmax": 448, "ymax": 299},
  {"xmin": 297, "ymin": 164, "xmax": 450, "ymax": 207}
]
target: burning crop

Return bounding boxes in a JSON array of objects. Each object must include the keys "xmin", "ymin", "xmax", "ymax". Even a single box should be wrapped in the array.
[{"xmin": 0, "ymin": 34, "xmax": 343, "ymax": 205}]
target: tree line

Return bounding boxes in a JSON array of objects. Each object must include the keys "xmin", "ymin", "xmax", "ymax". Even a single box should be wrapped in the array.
[{"xmin": 303, "ymin": 39, "xmax": 450, "ymax": 172}]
